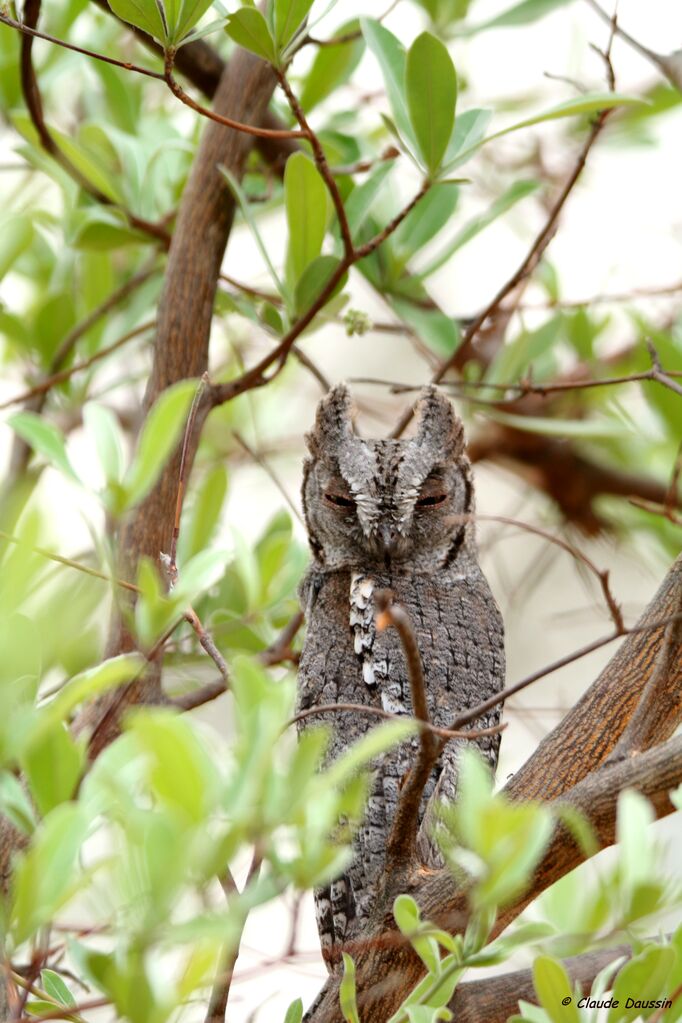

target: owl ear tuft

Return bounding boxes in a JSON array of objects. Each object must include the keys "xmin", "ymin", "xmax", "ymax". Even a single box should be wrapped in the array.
[
  {"xmin": 306, "ymin": 383, "xmax": 355, "ymax": 455},
  {"xmin": 413, "ymin": 386, "xmax": 464, "ymax": 458}
]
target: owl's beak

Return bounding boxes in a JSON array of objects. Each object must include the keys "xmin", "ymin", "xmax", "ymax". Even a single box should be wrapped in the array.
[{"xmin": 378, "ymin": 524, "xmax": 399, "ymax": 562}]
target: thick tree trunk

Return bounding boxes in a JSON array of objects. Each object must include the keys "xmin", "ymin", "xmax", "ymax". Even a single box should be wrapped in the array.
[{"xmin": 79, "ymin": 47, "xmax": 279, "ymax": 750}]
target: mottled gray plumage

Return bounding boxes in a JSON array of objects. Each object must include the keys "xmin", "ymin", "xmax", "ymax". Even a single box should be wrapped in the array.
[{"xmin": 297, "ymin": 385, "xmax": 505, "ymax": 967}]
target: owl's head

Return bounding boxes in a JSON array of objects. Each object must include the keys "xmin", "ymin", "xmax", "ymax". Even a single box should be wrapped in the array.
[{"xmin": 302, "ymin": 384, "xmax": 475, "ymax": 573}]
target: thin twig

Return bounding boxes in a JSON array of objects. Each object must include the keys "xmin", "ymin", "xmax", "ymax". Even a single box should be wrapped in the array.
[
  {"xmin": 289, "ymin": 702, "xmax": 506, "ymax": 742},
  {"xmin": 0, "ymin": 12, "xmax": 165, "ymax": 79},
  {"xmin": 276, "ymin": 70, "xmax": 354, "ymax": 259},
  {"xmin": 375, "ymin": 592, "xmax": 441, "ymax": 868},
  {"xmin": 584, "ymin": 0, "xmax": 682, "ymax": 90},
  {"xmin": 260, "ymin": 609, "xmax": 304, "ymax": 667},
  {"xmin": 163, "ymin": 51, "xmax": 306, "ymax": 140},
  {"xmin": 0, "ymin": 320, "xmax": 156, "ymax": 412},
  {"xmin": 448, "ymin": 609, "xmax": 682, "ymax": 733},
  {"xmin": 391, "ymin": 99, "xmax": 615, "ymax": 437},
  {"xmin": 173, "ymin": 678, "xmax": 227, "ymax": 711},
  {"xmin": 450, "ymin": 512, "xmax": 624, "ymax": 633},
  {"xmin": 233, "ymin": 431, "xmax": 303, "ymax": 525},
  {"xmin": 646, "ymin": 337, "xmax": 682, "ymax": 398},
  {"xmin": 291, "ymin": 345, "xmax": 332, "ymax": 392},
  {"xmin": 204, "ymin": 849, "xmax": 263, "ymax": 1023}
]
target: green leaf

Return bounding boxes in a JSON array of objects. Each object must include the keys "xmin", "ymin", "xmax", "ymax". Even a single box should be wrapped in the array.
[
  {"xmin": 294, "ymin": 255, "xmax": 347, "ymax": 317},
  {"xmin": 121, "ymin": 379, "xmax": 197, "ymax": 511},
  {"xmin": 394, "ymin": 893, "xmax": 421, "ymax": 934},
  {"xmin": 21, "ymin": 723, "xmax": 84, "ymax": 817},
  {"xmin": 174, "ymin": 0, "xmax": 214, "ymax": 43},
  {"xmin": 285, "ymin": 152, "xmax": 328, "ymax": 288},
  {"xmin": 406, "ymin": 32, "xmax": 457, "ymax": 174},
  {"xmin": 392, "ymin": 182, "xmax": 460, "ymax": 270},
  {"xmin": 41, "ymin": 654, "xmax": 145, "ymax": 731},
  {"xmin": 11, "ymin": 803, "xmax": 90, "ymax": 945},
  {"xmin": 300, "ymin": 21, "xmax": 364, "ymax": 112},
  {"xmin": 446, "ymin": 93, "xmax": 646, "ymax": 171},
  {"xmin": 130, "ymin": 711, "xmax": 218, "ymax": 823},
  {"xmin": 225, "ymin": 8, "xmax": 277, "ymax": 63},
  {"xmin": 340, "ymin": 953, "xmax": 360, "ymax": 1023},
  {"xmin": 0, "ymin": 214, "xmax": 34, "ymax": 282},
  {"xmin": 106, "ymin": 0, "xmax": 167, "ymax": 40},
  {"xmin": 284, "ymin": 999, "xmax": 304, "ymax": 1023},
  {"xmin": 608, "ymin": 945, "xmax": 677, "ymax": 1022},
  {"xmin": 8, "ymin": 412, "xmax": 80, "ymax": 483},
  {"xmin": 0, "ymin": 772, "xmax": 37, "ymax": 835},
  {"xmin": 406, "ymin": 1008, "xmax": 453, "ymax": 1022},
  {"xmin": 466, "ymin": 0, "xmax": 573, "ymax": 33},
  {"xmin": 532, "ymin": 956, "xmax": 580, "ymax": 1023},
  {"xmin": 274, "ymin": 0, "xmax": 315, "ymax": 51},
  {"xmin": 617, "ymin": 789, "xmax": 655, "ymax": 891},
  {"xmin": 181, "ymin": 464, "xmax": 229, "ymax": 561},
  {"xmin": 220, "ymin": 164, "xmax": 286, "ymax": 296},
  {"xmin": 485, "ymin": 315, "xmax": 562, "ymax": 386},
  {"xmin": 483, "ymin": 408, "xmax": 627, "ymax": 439},
  {"xmin": 361, "ymin": 19, "xmax": 417, "ymax": 149},
  {"xmin": 342, "ymin": 162, "xmax": 395, "ymax": 241},
  {"xmin": 41, "ymin": 969, "xmax": 77, "ymax": 1008},
  {"xmin": 417, "ymin": 179, "xmax": 540, "ymax": 279},
  {"xmin": 84, "ymin": 403, "xmax": 126, "ymax": 485},
  {"xmin": 69, "ymin": 207, "xmax": 147, "ymax": 250}
]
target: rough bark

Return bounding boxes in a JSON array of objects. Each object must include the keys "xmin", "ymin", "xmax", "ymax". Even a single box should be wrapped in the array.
[
  {"xmin": 78, "ymin": 45, "xmax": 279, "ymax": 752},
  {"xmin": 452, "ymin": 945, "xmax": 631, "ymax": 1022}
]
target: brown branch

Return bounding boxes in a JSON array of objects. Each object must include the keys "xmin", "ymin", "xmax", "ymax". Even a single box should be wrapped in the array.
[
  {"xmin": 584, "ymin": 0, "xmax": 682, "ymax": 90},
  {"xmin": 0, "ymin": 11, "xmax": 164, "ymax": 78},
  {"xmin": 451, "ymin": 945, "xmax": 630, "ymax": 1023},
  {"xmin": 607, "ymin": 587, "xmax": 682, "ymax": 761},
  {"xmin": 0, "ymin": 319, "xmax": 155, "ymax": 412},
  {"xmin": 289, "ymin": 701, "xmax": 506, "ymax": 743},
  {"xmin": 173, "ymin": 678, "xmax": 227, "ymax": 712},
  {"xmin": 467, "ymin": 425, "xmax": 679, "ymax": 535},
  {"xmin": 260, "ymin": 609, "xmax": 305, "ymax": 667},
  {"xmin": 16, "ymin": 0, "xmax": 170, "ymax": 245},
  {"xmin": 504, "ymin": 552, "xmax": 682, "ymax": 804},
  {"xmin": 87, "ymin": 39, "xmax": 281, "ymax": 750},
  {"xmin": 276, "ymin": 70, "xmax": 354, "ymax": 259},
  {"xmin": 210, "ymin": 182, "xmax": 430, "ymax": 409},
  {"xmin": 205, "ymin": 849, "xmax": 263, "ymax": 1023},
  {"xmin": 391, "ymin": 106, "xmax": 613, "ymax": 438},
  {"xmin": 374, "ymin": 593, "xmax": 440, "ymax": 878},
  {"xmin": 88, "ymin": 0, "xmax": 299, "ymax": 171},
  {"xmin": 164, "ymin": 51, "xmax": 306, "ymax": 140}
]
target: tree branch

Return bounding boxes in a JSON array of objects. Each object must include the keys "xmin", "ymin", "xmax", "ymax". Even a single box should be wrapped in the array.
[
  {"xmin": 391, "ymin": 106, "xmax": 613, "ymax": 439},
  {"xmin": 451, "ymin": 945, "xmax": 630, "ymax": 1023},
  {"xmin": 80, "ymin": 43, "xmax": 281, "ymax": 747},
  {"xmin": 375, "ymin": 592, "xmax": 440, "ymax": 874}
]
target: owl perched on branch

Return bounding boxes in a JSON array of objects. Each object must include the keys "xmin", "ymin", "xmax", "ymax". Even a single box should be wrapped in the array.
[{"xmin": 297, "ymin": 384, "xmax": 505, "ymax": 966}]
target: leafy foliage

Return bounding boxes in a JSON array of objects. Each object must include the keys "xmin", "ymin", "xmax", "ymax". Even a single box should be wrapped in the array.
[{"xmin": 0, "ymin": 0, "xmax": 681, "ymax": 1018}]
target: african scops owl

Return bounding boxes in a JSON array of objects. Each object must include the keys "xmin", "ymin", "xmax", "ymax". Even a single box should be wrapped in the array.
[{"xmin": 297, "ymin": 384, "xmax": 505, "ymax": 967}]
